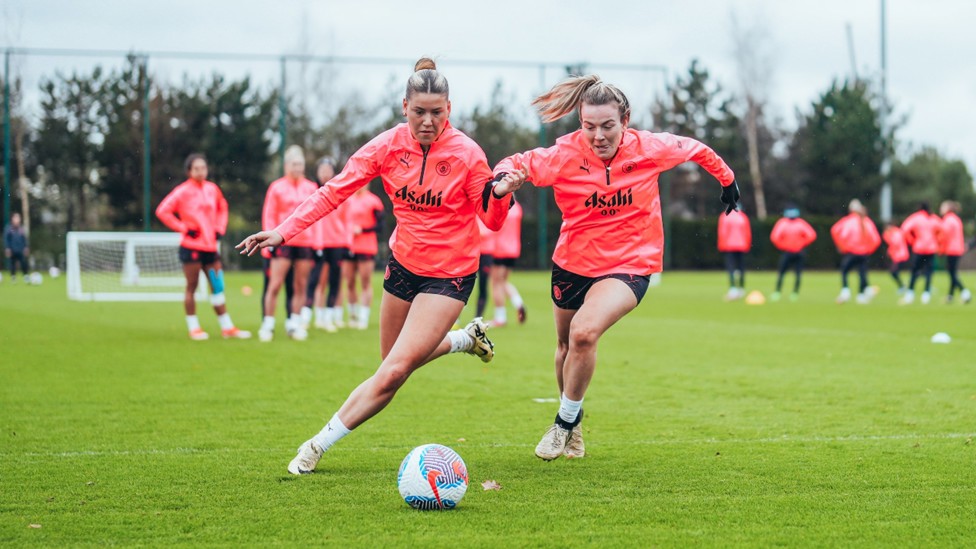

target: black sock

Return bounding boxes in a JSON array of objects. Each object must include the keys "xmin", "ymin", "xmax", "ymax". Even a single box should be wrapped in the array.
[{"xmin": 554, "ymin": 408, "xmax": 583, "ymax": 430}]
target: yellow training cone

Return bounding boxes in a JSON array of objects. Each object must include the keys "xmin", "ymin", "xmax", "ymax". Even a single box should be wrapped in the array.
[{"xmin": 744, "ymin": 290, "xmax": 766, "ymax": 305}]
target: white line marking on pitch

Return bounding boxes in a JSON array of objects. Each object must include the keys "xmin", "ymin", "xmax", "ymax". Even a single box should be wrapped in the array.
[{"xmin": 7, "ymin": 432, "xmax": 974, "ymax": 458}]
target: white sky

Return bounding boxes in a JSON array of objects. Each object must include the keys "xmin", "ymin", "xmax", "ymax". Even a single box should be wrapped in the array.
[{"xmin": 3, "ymin": 0, "xmax": 975, "ymax": 177}]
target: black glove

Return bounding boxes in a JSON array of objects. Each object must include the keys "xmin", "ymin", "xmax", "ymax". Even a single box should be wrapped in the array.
[
  {"xmin": 720, "ymin": 181, "xmax": 740, "ymax": 215},
  {"xmin": 215, "ymin": 232, "xmax": 223, "ymax": 241},
  {"xmin": 187, "ymin": 229, "xmax": 200, "ymax": 238}
]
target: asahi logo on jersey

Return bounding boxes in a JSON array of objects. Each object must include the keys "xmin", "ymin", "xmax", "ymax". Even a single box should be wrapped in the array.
[
  {"xmin": 584, "ymin": 188, "xmax": 633, "ymax": 209},
  {"xmin": 395, "ymin": 185, "xmax": 443, "ymax": 210}
]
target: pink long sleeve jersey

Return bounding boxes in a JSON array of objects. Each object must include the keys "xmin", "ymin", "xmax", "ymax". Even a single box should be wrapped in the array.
[
  {"xmin": 495, "ymin": 129, "xmax": 734, "ymax": 276},
  {"xmin": 155, "ymin": 179, "xmax": 228, "ymax": 252},
  {"xmin": 276, "ymin": 122, "xmax": 510, "ymax": 278},
  {"xmin": 262, "ymin": 176, "xmax": 319, "ymax": 248}
]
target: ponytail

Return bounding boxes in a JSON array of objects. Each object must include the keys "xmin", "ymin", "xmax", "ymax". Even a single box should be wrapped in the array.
[{"xmin": 531, "ymin": 74, "xmax": 631, "ymax": 123}]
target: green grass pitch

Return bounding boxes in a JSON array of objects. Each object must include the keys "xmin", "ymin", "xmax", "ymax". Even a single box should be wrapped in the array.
[{"xmin": 2, "ymin": 269, "xmax": 974, "ymax": 546}]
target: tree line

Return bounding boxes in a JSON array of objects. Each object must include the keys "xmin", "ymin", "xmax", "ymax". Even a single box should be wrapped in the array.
[{"xmin": 2, "ymin": 57, "xmax": 973, "ymax": 268}]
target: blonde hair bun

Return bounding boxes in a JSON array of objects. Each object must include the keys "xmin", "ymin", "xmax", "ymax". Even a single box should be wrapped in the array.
[{"xmin": 414, "ymin": 57, "xmax": 437, "ymax": 72}]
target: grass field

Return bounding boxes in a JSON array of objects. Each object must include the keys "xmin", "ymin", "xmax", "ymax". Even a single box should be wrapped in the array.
[{"xmin": 2, "ymin": 269, "xmax": 974, "ymax": 547}]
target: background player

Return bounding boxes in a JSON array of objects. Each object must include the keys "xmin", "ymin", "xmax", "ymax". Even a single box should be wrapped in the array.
[{"xmin": 155, "ymin": 153, "xmax": 250, "ymax": 340}]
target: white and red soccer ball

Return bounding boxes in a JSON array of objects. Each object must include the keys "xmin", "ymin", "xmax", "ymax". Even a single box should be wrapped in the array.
[{"xmin": 397, "ymin": 444, "xmax": 468, "ymax": 510}]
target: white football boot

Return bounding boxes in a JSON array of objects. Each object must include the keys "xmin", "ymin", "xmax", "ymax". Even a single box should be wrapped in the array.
[
  {"xmin": 563, "ymin": 424, "xmax": 586, "ymax": 459},
  {"xmin": 463, "ymin": 317, "xmax": 494, "ymax": 363},
  {"xmin": 535, "ymin": 423, "xmax": 571, "ymax": 461},
  {"xmin": 288, "ymin": 439, "xmax": 324, "ymax": 475}
]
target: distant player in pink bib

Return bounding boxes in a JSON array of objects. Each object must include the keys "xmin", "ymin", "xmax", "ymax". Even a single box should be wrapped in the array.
[
  {"xmin": 490, "ymin": 198, "xmax": 526, "ymax": 326},
  {"xmin": 769, "ymin": 204, "xmax": 817, "ymax": 301},
  {"xmin": 882, "ymin": 222, "xmax": 909, "ymax": 294},
  {"xmin": 494, "ymin": 75, "xmax": 737, "ymax": 461},
  {"xmin": 830, "ymin": 199, "xmax": 881, "ymax": 304},
  {"xmin": 717, "ymin": 206, "xmax": 752, "ymax": 300},
  {"xmin": 346, "ymin": 184, "xmax": 386, "ymax": 328},
  {"xmin": 259, "ymin": 145, "xmax": 319, "ymax": 340},
  {"xmin": 939, "ymin": 200, "xmax": 970, "ymax": 304},
  {"xmin": 900, "ymin": 202, "xmax": 942, "ymax": 305},
  {"xmin": 155, "ymin": 153, "xmax": 250, "ymax": 341}
]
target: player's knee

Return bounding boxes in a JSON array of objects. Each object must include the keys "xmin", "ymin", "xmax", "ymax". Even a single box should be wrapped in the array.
[
  {"xmin": 569, "ymin": 323, "xmax": 600, "ymax": 350},
  {"xmin": 374, "ymin": 362, "xmax": 414, "ymax": 395}
]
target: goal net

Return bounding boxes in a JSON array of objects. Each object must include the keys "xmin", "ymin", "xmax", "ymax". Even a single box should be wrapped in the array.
[{"xmin": 66, "ymin": 232, "xmax": 209, "ymax": 302}]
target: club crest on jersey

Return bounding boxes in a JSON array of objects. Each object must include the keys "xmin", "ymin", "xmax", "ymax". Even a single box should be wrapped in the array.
[
  {"xmin": 395, "ymin": 185, "xmax": 443, "ymax": 209},
  {"xmin": 435, "ymin": 161, "xmax": 451, "ymax": 176},
  {"xmin": 622, "ymin": 161, "xmax": 637, "ymax": 174},
  {"xmin": 584, "ymin": 188, "xmax": 633, "ymax": 209}
]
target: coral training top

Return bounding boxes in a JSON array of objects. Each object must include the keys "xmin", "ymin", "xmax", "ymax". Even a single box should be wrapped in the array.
[
  {"xmin": 495, "ymin": 129, "xmax": 734, "ymax": 276},
  {"xmin": 312, "ymin": 199, "xmax": 352, "ymax": 250},
  {"xmin": 901, "ymin": 210, "xmax": 942, "ymax": 255},
  {"xmin": 276, "ymin": 122, "xmax": 510, "ymax": 277},
  {"xmin": 718, "ymin": 209, "xmax": 752, "ymax": 252},
  {"xmin": 769, "ymin": 217, "xmax": 817, "ymax": 253},
  {"xmin": 882, "ymin": 226, "xmax": 910, "ymax": 263},
  {"xmin": 477, "ymin": 217, "xmax": 497, "ymax": 256},
  {"xmin": 348, "ymin": 190, "xmax": 385, "ymax": 256},
  {"xmin": 156, "ymin": 179, "xmax": 228, "ymax": 252},
  {"xmin": 494, "ymin": 200, "xmax": 523, "ymax": 260},
  {"xmin": 830, "ymin": 213, "xmax": 881, "ymax": 255},
  {"xmin": 940, "ymin": 212, "xmax": 966, "ymax": 256},
  {"xmin": 263, "ymin": 176, "xmax": 319, "ymax": 248}
]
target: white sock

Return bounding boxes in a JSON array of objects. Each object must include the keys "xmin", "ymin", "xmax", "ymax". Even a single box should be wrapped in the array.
[
  {"xmin": 288, "ymin": 313, "xmax": 302, "ymax": 330},
  {"xmin": 359, "ymin": 304, "xmax": 371, "ymax": 324},
  {"xmin": 261, "ymin": 316, "xmax": 276, "ymax": 331},
  {"xmin": 300, "ymin": 306, "xmax": 313, "ymax": 324},
  {"xmin": 186, "ymin": 315, "xmax": 201, "ymax": 331},
  {"xmin": 331, "ymin": 306, "xmax": 344, "ymax": 323},
  {"xmin": 448, "ymin": 329, "xmax": 474, "ymax": 353},
  {"xmin": 311, "ymin": 413, "xmax": 352, "ymax": 452},
  {"xmin": 508, "ymin": 284, "xmax": 523, "ymax": 309},
  {"xmin": 558, "ymin": 394, "xmax": 583, "ymax": 424},
  {"xmin": 315, "ymin": 307, "xmax": 328, "ymax": 322},
  {"xmin": 494, "ymin": 306, "xmax": 507, "ymax": 324},
  {"xmin": 217, "ymin": 313, "xmax": 234, "ymax": 330}
]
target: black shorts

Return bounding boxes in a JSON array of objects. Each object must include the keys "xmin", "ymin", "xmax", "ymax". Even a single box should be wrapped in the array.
[
  {"xmin": 551, "ymin": 263, "xmax": 651, "ymax": 310},
  {"xmin": 352, "ymin": 253, "xmax": 375, "ymax": 262},
  {"xmin": 478, "ymin": 254, "xmax": 494, "ymax": 274},
  {"xmin": 270, "ymin": 245, "xmax": 316, "ymax": 261},
  {"xmin": 383, "ymin": 256, "xmax": 476, "ymax": 303},
  {"xmin": 316, "ymin": 247, "xmax": 350, "ymax": 265},
  {"xmin": 494, "ymin": 257, "xmax": 517, "ymax": 268},
  {"xmin": 179, "ymin": 246, "xmax": 218, "ymax": 265}
]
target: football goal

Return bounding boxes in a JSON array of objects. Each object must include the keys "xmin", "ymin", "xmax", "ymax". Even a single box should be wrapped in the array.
[{"xmin": 66, "ymin": 232, "xmax": 209, "ymax": 302}]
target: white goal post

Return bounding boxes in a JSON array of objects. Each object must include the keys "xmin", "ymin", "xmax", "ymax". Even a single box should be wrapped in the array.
[{"xmin": 66, "ymin": 232, "xmax": 209, "ymax": 302}]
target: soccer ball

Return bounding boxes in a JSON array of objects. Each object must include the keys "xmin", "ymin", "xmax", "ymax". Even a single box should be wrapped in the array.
[{"xmin": 397, "ymin": 444, "xmax": 468, "ymax": 510}]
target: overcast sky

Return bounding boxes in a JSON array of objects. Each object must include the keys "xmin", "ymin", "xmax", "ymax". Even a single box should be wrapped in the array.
[{"xmin": 3, "ymin": 0, "xmax": 975, "ymax": 179}]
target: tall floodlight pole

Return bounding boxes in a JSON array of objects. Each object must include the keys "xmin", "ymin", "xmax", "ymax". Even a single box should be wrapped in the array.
[
  {"xmin": 3, "ymin": 50, "xmax": 10, "ymax": 228},
  {"xmin": 536, "ymin": 64, "xmax": 548, "ymax": 269},
  {"xmin": 278, "ymin": 56, "xmax": 287, "ymax": 176},
  {"xmin": 879, "ymin": 0, "xmax": 892, "ymax": 222},
  {"xmin": 142, "ymin": 55, "xmax": 152, "ymax": 231}
]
